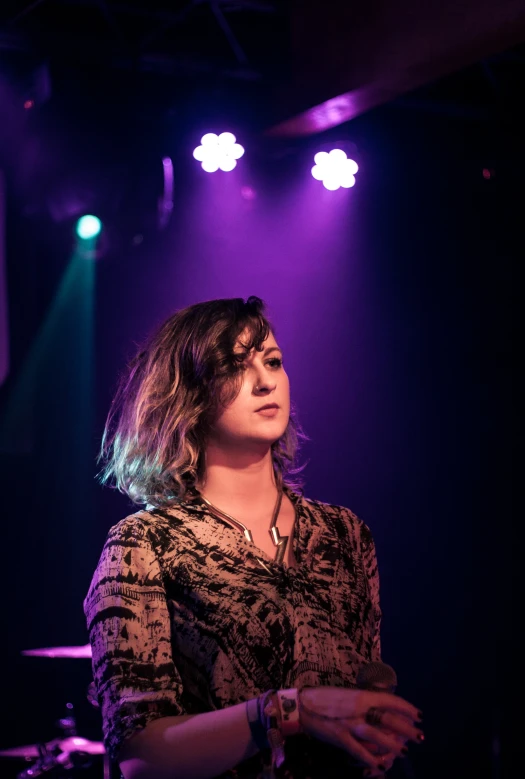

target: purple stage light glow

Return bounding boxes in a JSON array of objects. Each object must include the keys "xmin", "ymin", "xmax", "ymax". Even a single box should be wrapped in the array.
[
  {"xmin": 311, "ymin": 149, "xmax": 359, "ymax": 190},
  {"xmin": 159, "ymin": 156, "xmax": 174, "ymax": 229},
  {"xmin": 193, "ymin": 132, "xmax": 245, "ymax": 173}
]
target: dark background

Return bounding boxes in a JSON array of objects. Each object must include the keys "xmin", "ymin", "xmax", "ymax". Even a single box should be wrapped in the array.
[{"xmin": 0, "ymin": 3, "xmax": 517, "ymax": 778}]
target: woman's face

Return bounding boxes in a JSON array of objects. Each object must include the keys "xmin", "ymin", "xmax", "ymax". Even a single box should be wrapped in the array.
[{"xmin": 209, "ymin": 329, "xmax": 290, "ymax": 451}]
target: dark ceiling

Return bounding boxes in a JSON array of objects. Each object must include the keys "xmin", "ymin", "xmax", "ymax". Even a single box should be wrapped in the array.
[
  {"xmin": 1, "ymin": 0, "xmax": 525, "ymax": 132},
  {"xmin": 0, "ymin": 1, "xmax": 289, "ymax": 88}
]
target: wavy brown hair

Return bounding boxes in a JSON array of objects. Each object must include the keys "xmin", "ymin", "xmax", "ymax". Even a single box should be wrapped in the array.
[{"xmin": 98, "ymin": 296, "xmax": 310, "ymax": 507}]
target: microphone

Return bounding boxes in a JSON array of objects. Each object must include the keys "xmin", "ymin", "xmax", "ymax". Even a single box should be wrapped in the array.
[
  {"xmin": 356, "ymin": 661, "xmax": 417, "ymax": 779},
  {"xmin": 355, "ymin": 661, "xmax": 397, "ymax": 761},
  {"xmin": 356, "ymin": 661, "xmax": 398, "ymax": 694}
]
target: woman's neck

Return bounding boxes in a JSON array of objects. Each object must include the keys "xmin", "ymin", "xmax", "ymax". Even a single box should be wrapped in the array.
[{"xmin": 199, "ymin": 448, "xmax": 279, "ymax": 513}]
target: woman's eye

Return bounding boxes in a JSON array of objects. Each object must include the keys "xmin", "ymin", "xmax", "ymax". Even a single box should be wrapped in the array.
[{"xmin": 234, "ymin": 357, "xmax": 282, "ymax": 371}]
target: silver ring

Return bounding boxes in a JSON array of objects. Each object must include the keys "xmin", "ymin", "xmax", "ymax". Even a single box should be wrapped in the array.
[{"xmin": 365, "ymin": 706, "xmax": 384, "ymax": 727}]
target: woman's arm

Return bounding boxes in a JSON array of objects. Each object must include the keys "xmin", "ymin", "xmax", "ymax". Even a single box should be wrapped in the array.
[
  {"xmin": 84, "ymin": 519, "xmax": 267, "ymax": 779},
  {"xmin": 119, "ymin": 683, "xmax": 424, "ymax": 779},
  {"xmin": 358, "ymin": 517, "xmax": 382, "ymax": 661},
  {"xmin": 118, "ymin": 700, "xmax": 261, "ymax": 779}
]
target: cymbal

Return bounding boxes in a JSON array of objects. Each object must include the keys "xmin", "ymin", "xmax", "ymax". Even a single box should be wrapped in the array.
[
  {"xmin": 57, "ymin": 737, "xmax": 105, "ymax": 755},
  {"xmin": 0, "ymin": 736, "xmax": 105, "ymax": 758},
  {"xmin": 21, "ymin": 644, "xmax": 92, "ymax": 658}
]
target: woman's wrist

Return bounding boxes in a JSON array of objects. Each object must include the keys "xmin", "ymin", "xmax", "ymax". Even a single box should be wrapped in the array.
[
  {"xmin": 298, "ymin": 687, "xmax": 311, "ymax": 728},
  {"xmin": 246, "ymin": 694, "xmax": 271, "ymax": 751},
  {"xmin": 246, "ymin": 688, "xmax": 304, "ymax": 763}
]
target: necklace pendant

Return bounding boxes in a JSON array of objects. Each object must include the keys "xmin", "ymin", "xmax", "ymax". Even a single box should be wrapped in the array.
[
  {"xmin": 256, "ymin": 556, "xmax": 274, "ymax": 575},
  {"xmin": 271, "ymin": 529, "xmax": 288, "ymax": 565},
  {"xmin": 200, "ymin": 489, "xmax": 289, "ymax": 567}
]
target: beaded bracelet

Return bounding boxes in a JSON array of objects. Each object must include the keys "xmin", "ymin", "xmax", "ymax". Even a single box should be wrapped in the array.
[
  {"xmin": 246, "ymin": 689, "xmax": 284, "ymax": 779},
  {"xmin": 246, "ymin": 694, "xmax": 271, "ymax": 751},
  {"xmin": 263, "ymin": 691, "xmax": 286, "ymax": 771},
  {"xmin": 246, "ymin": 688, "xmax": 302, "ymax": 777}
]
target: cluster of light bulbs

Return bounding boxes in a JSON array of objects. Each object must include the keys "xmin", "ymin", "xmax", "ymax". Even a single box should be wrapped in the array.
[
  {"xmin": 76, "ymin": 135, "xmax": 360, "ymax": 243},
  {"xmin": 193, "ymin": 133, "xmax": 245, "ymax": 173},
  {"xmin": 311, "ymin": 150, "xmax": 359, "ymax": 190},
  {"xmin": 193, "ymin": 133, "xmax": 359, "ymax": 191}
]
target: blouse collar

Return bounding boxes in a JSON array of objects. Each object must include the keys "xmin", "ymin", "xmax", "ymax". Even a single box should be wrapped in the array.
[
  {"xmin": 145, "ymin": 482, "xmax": 301, "ymax": 512},
  {"xmin": 180, "ymin": 481, "xmax": 304, "ymax": 511},
  {"xmin": 145, "ymin": 483, "xmax": 306, "ymax": 516}
]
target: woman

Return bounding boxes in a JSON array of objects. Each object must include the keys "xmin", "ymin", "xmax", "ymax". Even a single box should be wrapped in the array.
[{"xmin": 84, "ymin": 296, "xmax": 423, "ymax": 779}]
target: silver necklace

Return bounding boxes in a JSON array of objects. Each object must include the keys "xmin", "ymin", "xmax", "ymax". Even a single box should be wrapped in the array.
[{"xmin": 199, "ymin": 489, "xmax": 289, "ymax": 571}]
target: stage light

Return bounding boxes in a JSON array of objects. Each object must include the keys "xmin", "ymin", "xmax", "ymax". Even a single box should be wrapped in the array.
[
  {"xmin": 193, "ymin": 132, "xmax": 245, "ymax": 173},
  {"xmin": 76, "ymin": 215, "xmax": 102, "ymax": 240},
  {"xmin": 311, "ymin": 149, "xmax": 359, "ymax": 190}
]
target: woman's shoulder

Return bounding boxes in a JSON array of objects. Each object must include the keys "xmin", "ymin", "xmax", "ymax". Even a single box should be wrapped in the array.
[
  {"xmin": 104, "ymin": 502, "xmax": 196, "ymax": 552},
  {"xmin": 301, "ymin": 491, "xmax": 372, "ymax": 540},
  {"xmin": 105, "ymin": 508, "xmax": 157, "ymax": 543}
]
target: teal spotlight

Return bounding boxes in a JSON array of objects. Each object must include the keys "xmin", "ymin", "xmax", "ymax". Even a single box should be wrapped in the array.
[{"xmin": 76, "ymin": 215, "xmax": 102, "ymax": 240}]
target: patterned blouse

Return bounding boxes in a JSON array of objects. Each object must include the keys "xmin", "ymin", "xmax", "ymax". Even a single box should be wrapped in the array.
[{"xmin": 83, "ymin": 483, "xmax": 382, "ymax": 778}]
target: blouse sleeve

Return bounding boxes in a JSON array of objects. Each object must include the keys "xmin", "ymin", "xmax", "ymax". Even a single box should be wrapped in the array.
[
  {"xmin": 359, "ymin": 520, "xmax": 383, "ymax": 662},
  {"xmin": 83, "ymin": 516, "xmax": 186, "ymax": 763}
]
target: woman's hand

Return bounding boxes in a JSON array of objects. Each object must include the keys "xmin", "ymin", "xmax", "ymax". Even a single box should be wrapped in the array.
[
  {"xmin": 298, "ymin": 686, "xmax": 423, "ymax": 775},
  {"xmin": 355, "ymin": 740, "xmax": 400, "ymax": 777}
]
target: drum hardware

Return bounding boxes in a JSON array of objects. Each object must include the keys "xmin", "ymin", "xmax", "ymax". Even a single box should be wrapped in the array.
[
  {"xmin": 86, "ymin": 681, "xmax": 100, "ymax": 709},
  {"xmin": 13, "ymin": 741, "xmax": 97, "ymax": 779},
  {"xmin": 0, "ymin": 736, "xmax": 105, "ymax": 760},
  {"xmin": 0, "ymin": 647, "xmax": 109, "ymax": 778},
  {"xmin": 21, "ymin": 644, "xmax": 92, "ymax": 659}
]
